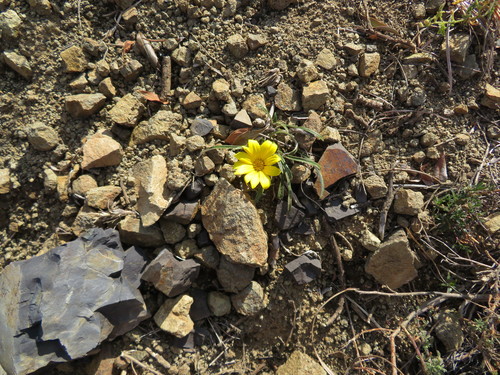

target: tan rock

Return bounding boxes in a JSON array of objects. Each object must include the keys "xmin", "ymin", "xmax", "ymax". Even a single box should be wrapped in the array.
[
  {"xmin": 82, "ymin": 132, "xmax": 123, "ymax": 170},
  {"xmin": 72, "ymin": 175, "xmax": 98, "ymax": 196},
  {"xmin": 359, "ymin": 229, "xmax": 381, "ymax": 251},
  {"xmin": 26, "ymin": 122, "xmax": 60, "ymax": 151},
  {"xmin": 484, "ymin": 212, "xmax": 500, "ymax": 234},
  {"xmin": 118, "ymin": 216, "xmax": 165, "ymax": 248},
  {"xmin": 315, "ymin": 48, "xmax": 337, "ymax": 70},
  {"xmin": 108, "ymin": 93, "xmax": 145, "ymax": 127},
  {"xmin": 242, "ymin": 94, "xmax": 267, "ymax": 119},
  {"xmin": 68, "ymin": 74, "xmax": 88, "ymax": 91},
  {"xmin": 212, "ymin": 79, "xmax": 231, "ymax": 101},
  {"xmin": 275, "ymin": 82, "xmax": 301, "ymax": 111},
  {"xmin": 359, "ymin": 52, "xmax": 381, "ymax": 77},
  {"xmin": 85, "ymin": 186, "xmax": 122, "ymax": 210},
  {"xmin": 98, "ymin": 77, "xmax": 116, "ymax": 98},
  {"xmin": 364, "ymin": 175, "xmax": 387, "ymax": 199},
  {"xmin": 227, "ymin": 34, "xmax": 248, "ymax": 59},
  {"xmin": 60, "ymin": 45, "xmax": 87, "ymax": 73},
  {"xmin": 130, "ymin": 110, "xmax": 184, "ymax": 146},
  {"xmin": 393, "ymin": 189, "xmax": 424, "ymax": 216},
  {"xmin": 481, "ymin": 84, "xmax": 500, "ymax": 109},
  {"xmin": 0, "ymin": 168, "xmax": 10, "ymax": 194},
  {"xmin": 201, "ymin": 178, "xmax": 268, "ymax": 267},
  {"xmin": 132, "ymin": 155, "xmax": 173, "ymax": 226},
  {"xmin": 43, "ymin": 169, "xmax": 58, "ymax": 191},
  {"xmin": 296, "ymin": 59, "xmax": 319, "ymax": 83},
  {"xmin": 302, "ymin": 80, "xmax": 330, "ymax": 111},
  {"xmin": 441, "ymin": 33, "xmax": 471, "ymax": 64},
  {"xmin": 154, "ymin": 295, "xmax": 194, "ymax": 338},
  {"xmin": 246, "ymin": 33, "xmax": 267, "ymax": 50},
  {"xmin": 182, "ymin": 91, "xmax": 202, "ymax": 109},
  {"xmin": 2, "ymin": 51, "xmax": 33, "ymax": 79},
  {"xmin": 0, "ymin": 9, "xmax": 22, "ymax": 40},
  {"xmin": 65, "ymin": 93, "xmax": 106, "ymax": 118},
  {"xmin": 56, "ymin": 175, "xmax": 70, "ymax": 202},
  {"xmin": 276, "ymin": 350, "xmax": 326, "ymax": 375},
  {"xmin": 365, "ymin": 229, "xmax": 418, "ymax": 289}
]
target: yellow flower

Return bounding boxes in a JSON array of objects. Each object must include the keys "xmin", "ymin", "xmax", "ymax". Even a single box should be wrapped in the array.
[{"xmin": 233, "ymin": 139, "xmax": 281, "ymax": 189}]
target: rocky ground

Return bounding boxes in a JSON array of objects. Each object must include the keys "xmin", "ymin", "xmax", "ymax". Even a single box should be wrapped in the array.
[{"xmin": 0, "ymin": 0, "xmax": 499, "ymax": 374}]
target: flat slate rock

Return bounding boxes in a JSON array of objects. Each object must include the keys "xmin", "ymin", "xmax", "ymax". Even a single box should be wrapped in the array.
[
  {"xmin": 275, "ymin": 201, "xmax": 305, "ymax": 231},
  {"xmin": 284, "ymin": 252, "xmax": 322, "ymax": 285},
  {"xmin": 324, "ymin": 197, "xmax": 360, "ymax": 221},
  {"xmin": 0, "ymin": 228, "xmax": 149, "ymax": 375}
]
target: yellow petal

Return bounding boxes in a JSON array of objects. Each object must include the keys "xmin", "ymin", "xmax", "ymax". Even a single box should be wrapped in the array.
[
  {"xmin": 244, "ymin": 171, "xmax": 256, "ymax": 184},
  {"xmin": 235, "ymin": 152, "xmax": 252, "ymax": 161},
  {"xmin": 264, "ymin": 154, "xmax": 281, "ymax": 165},
  {"xmin": 234, "ymin": 164, "xmax": 255, "ymax": 175},
  {"xmin": 243, "ymin": 139, "xmax": 259, "ymax": 156},
  {"xmin": 234, "ymin": 159, "xmax": 252, "ymax": 168},
  {"xmin": 263, "ymin": 165, "xmax": 281, "ymax": 176},
  {"xmin": 259, "ymin": 171, "xmax": 271, "ymax": 189},
  {"xmin": 260, "ymin": 140, "xmax": 278, "ymax": 159},
  {"xmin": 249, "ymin": 171, "xmax": 260, "ymax": 189}
]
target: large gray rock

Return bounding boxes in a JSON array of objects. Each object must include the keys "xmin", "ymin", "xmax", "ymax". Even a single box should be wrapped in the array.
[
  {"xmin": 201, "ymin": 179, "xmax": 268, "ymax": 267},
  {"xmin": 0, "ymin": 228, "xmax": 149, "ymax": 375},
  {"xmin": 142, "ymin": 248, "xmax": 200, "ymax": 297}
]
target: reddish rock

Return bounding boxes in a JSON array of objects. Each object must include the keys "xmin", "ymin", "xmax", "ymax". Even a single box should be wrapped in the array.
[{"xmin": 314, "ymin": 143, "xmax": 358, "ymax": 199}]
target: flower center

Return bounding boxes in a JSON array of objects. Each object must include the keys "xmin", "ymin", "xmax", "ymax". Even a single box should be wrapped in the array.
[{"xmin": 253, "ymin": 158, "xmax": 265, "ymax": 171}]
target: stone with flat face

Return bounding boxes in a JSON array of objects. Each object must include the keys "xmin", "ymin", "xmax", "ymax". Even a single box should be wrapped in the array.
[
  {"xmin": 0, "ymin": 228, "xmax": 149, "ymax": 375},
  {"xmin": 314, "ymin": 143, "xmax": 358, "ymax": 199},
  {"xmin": 201, "ymin": 179, "xmax": 268, "ymax": 267},
  {"xmin": 365, "ymin": 229, "xmax": 418, "ymax": 289},
  {"xmin": 132, "ymin": 155, "xmax": 173, "ymax": 226},
  {"xmin": 81, "ymin": 132, "xmax": 123, "ymax": 170}
]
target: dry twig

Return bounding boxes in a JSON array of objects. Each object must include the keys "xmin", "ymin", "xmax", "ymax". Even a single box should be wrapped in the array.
[{"xmin": 121, "ymin": 351, "xmax": 163, "ymax": 375}]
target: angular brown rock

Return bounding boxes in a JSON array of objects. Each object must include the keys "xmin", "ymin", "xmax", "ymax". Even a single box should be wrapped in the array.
[
  {"xmin": 65, "ymin": 94, "xmax": 106, "ymax": 118},
  {"xmin": 154, "ymin": 295, "xmax": 194, "ymax": 338},
  {"xmin": 314, "ymin": 143, "xmax": 358, "ymax": 199},
  {"xmin": 108, "ymin": 93, "xmax": 145, "ymax": 127},
  {"xmin": 130, "ymin": 110, "xmax": 184, "ymax": 146},
  {"xmin": 132, "ymin": 155, "xmax": 173, "ymax": 226},
  {"xmin": 118, "ymin": 216, "xmax": 165, "ymax": 248},
  {"xmin": 201, "ymin": 179, "xmax": 268, "ymax": 267},
  {"xmin": 82, "ymin": 132, "xmax": 123, "ymax": 170},
  {"xmin": 85, "ymin": 186, "xmax": 122, "ymax": 210},
  {"xmin": 365, "ymin": 229, "xmax": 418, "ymax": 289}
]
